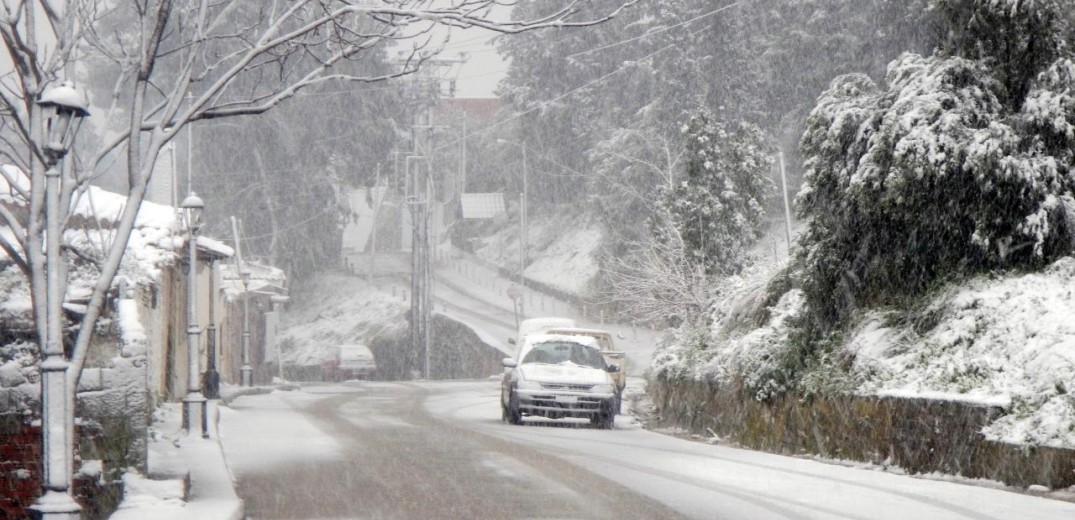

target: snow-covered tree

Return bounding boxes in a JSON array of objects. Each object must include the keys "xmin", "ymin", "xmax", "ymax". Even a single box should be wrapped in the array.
[
  {"xmin": 658, "ymin": 109, "xmax": 772, "ymax": 278},
  {"xmin": 796, "ymin": 0, "xmax": 1075, "ymax": 324},
  {"xmin": 497, "ymin": 0, "xmax": 938, "ymax": 294}
]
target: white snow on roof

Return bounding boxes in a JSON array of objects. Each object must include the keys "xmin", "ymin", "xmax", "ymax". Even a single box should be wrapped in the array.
[
  {"xmin": 0, "ymin": 164, "xmax": 233, "ymax": 287},
  {"xmin": 518, "ymin": 317, "xmax": 577, "ymax": 337}
]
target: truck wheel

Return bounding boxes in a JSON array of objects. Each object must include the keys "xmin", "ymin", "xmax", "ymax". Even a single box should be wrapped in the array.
[
  {"xmin": 592, "ymin": 411, "xmax": 614, "ymax": 430},
  {"xmin": 592, "ymin": 402, "xmax": 615, "ymax": 430},
  {"xmin": 505, "ymin": 392, "xmax": 523, "ymax": 425}
]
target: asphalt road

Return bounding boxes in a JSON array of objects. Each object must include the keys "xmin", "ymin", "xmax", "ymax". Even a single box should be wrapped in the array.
[
  {"xmin": 221, "ymin": 382, "xmax": 683, "ymax": 520},
  {"xmin": 220, "ymin": 381, "xmax": 1075, "ymax": 520}
]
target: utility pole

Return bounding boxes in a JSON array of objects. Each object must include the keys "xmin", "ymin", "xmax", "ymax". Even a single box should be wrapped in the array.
[
  {"xmin": 497, "ymin": 139, "xmax": 528, "ymax": 319},
  {"xmin": 460, "ymin": 117, "xmax": 467, "ymax": 194},
  {"xmin": 369, "ymin": 163, "xmax": 381, "ymax": 284},
  {"xmin": 521, "ymin": 143, "xmax": 528, "ymax": 320},
  {"xmin": 399, "ymin": 55, "xmax": 463, "ymax": 380},
  {"xmin": 406, "ymin": 154, "xmax": 429, "ymax": 379}
]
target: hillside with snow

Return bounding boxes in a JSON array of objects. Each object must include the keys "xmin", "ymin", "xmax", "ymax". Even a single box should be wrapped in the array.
[
  {"xmin": 471, "ymin": 211, "xmax": 601, "ymax": 297},
  {"xmin": 277, "ymin": 274, "xmax": 407, "ymax": 369},
  {"xmin": 651, "ymin": 256, "xmax": 1075, "ymax": 449},
  {"xmin": 456, "ymin": 199, "xmax": 1075, "ymax": 450}
]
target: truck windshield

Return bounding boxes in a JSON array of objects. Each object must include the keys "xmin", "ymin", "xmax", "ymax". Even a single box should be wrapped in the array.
[{"xmin": 521, "ymin": 341, "xmax": 607, "ymax": 369}]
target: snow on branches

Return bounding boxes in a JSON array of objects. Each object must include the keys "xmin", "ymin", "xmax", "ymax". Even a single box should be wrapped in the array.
[{"xmin": 796, "ymin": 1, "xmax": 1075, "ymax": 324}]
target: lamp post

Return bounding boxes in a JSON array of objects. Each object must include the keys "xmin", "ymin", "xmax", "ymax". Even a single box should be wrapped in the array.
[
  {"xmin": 496, "ymin": 139, "xmax": 528, "ymax": 319},
  {"xmin": 203, "ymin": 258, "xmax": 220, "ymax": 399},
  {"xmin": 180, "ymin": 192, "xmax": 208, "ymax": 438},
  {"xmin": 240, "ymin": 269, "xmax": 253, "ymax": 386},
  {"xmin": 30, "ymin": 81, "xmax": 88, "ymax": 520}
]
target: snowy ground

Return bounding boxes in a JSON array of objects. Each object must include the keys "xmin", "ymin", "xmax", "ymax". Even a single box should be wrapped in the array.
[
  {"xmin": 655, "ymin": 256, "xmax": 1075, "ymax": 449},
  {"xmin": 110, "ymin": 400, "xmax": 242, "ymax": 520},
  {"xmin": 848, "ymin": 257, "xmax": 1075, "ymax": 447},
  {"xmin": 472, "ymin": 212, "xmax": 601, "ymax": 296}
]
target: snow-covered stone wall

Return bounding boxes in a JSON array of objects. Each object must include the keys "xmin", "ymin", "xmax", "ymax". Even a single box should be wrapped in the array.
[{"xmin": 648, "ymin": 377, "xmax": 1075, "ymax": 490}]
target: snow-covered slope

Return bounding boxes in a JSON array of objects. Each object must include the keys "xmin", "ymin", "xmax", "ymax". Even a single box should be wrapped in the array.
[
  {"xmin": 653, "ymin": 256, "xmax": 1075, "ymax": 449},
  {"xmin": 472, "ymin": 212, "xmax": 600, "ymax": 297},
  {"xmin": 278, "ymin": 274, "xmax": 407, "ymax": 367},
  {"xmin": 847, "ymin": 258, "xmax": 1075, "ymax": 447}
]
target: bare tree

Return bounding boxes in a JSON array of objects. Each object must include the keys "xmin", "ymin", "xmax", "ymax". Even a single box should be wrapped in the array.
[
  {"xmin": 601, "ymin": 215, "xmax": 707, "ymax": 325},
  {"xmin": 589, "ymin": 124, "xmax": 685, "ymax": 249},
  {"xmin": 0, "ymin": 0, "xmax": 635, "ymax": 503}
]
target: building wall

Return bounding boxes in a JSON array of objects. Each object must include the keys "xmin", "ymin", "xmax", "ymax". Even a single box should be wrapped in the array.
[
  {"xmin": 0, "ymin": 415, "xmax": 40, "ymax": 519},
  {"xmin": 153, "ymin": 258, "xmax": 221, "ymax": 401},
  {"xmin": 142, "ymin": 257, "xmax": 228, "ymax": 402},
  {"xmin": 206, "ymin": 263, "xmax": 229, "ymax": 384},
  {"xmin": 143, "ymin": 271, "xmax": 170, "ymax": 404},
  {"xmin": 221, "ymin": 295, "xmax": 271, "ymax": 385}
]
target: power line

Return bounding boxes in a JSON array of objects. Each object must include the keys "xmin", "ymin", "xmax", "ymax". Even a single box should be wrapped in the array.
[
  {"xmin": 566, "ymin": 2, "xmax": 741, "ymax": 60},
  {"xmin": 239, "ymin": 205, "xmax": 337, "ymax": 240}
]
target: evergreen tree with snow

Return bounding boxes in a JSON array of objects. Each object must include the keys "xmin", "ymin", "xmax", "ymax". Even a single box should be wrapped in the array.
[
  {"xmin": 656, "ymin": 109, "xmax": 773, "ymax": 278},
  {"xmin": 796, "ymin": 0, "xmax": 1075, "ymax": 324}
]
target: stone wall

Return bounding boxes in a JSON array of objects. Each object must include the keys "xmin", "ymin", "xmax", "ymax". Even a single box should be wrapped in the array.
[
  {"xmin": 0, "ymin": 415, "xmax": 121, "ymax": 520},
  {"xmin": 0, "ymin": 291, "xmax": 150, "ymax": 519},
  {"xmin": 649, "ymin": 376, "xmax": 1075, "ymax": 489},
  {"xmin": 0, "ymin": 415, "xmax": 40, "ymax": 520}
]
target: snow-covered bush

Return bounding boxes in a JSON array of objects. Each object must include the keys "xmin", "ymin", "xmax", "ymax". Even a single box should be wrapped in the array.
[
  {"xmin": 650, "ymin": 260, "xmax": 806, "ymax": 401},
  {"xmin": 796, "ymin": 0, "xmax": 1075, "ymax": 325}
]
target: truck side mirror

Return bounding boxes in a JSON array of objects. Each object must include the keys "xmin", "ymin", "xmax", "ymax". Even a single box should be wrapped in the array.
[
  {"xmin": 606, "ymin": 364, "xmax": 619, "ymax": 373},
  {"xmin": 502, "ymin": 358, "xmax": 518, "ymax": 368}
]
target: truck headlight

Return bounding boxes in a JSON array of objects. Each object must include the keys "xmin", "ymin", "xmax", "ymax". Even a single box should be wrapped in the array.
[{"xmin": 590, "ymin": 383, "xmax": 615, "ymax": 395}]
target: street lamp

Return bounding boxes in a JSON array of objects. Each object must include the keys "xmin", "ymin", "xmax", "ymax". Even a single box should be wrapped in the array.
[
  {"xmin": 240, "ymin": 269, "xmax": 253, "ymax": 386},
  {"xmin": 180, "ymin": 192, "xmax": 208, "ymax": 438},
  {"xmin": 31, "ymin": 81, "xmax": 88, "ymax": 520},
  {"xmin": 495, "ymin": 139, "xmax": 528, "ymax": 319},
  {"xmin": 38, "ymin": 82, "xmax": 89, "ymax": 159}
]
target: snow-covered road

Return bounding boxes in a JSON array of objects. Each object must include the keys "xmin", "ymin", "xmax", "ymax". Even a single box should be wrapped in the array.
[{"xmin": 220, "ymin": 380, "xmax": 1075, "ymax": 520}]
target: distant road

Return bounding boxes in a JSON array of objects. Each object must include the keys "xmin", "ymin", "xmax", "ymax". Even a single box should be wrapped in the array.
[
  {"xmin": 430, "ymin": 249, "xmax": 662, "ymax": 372},
  {"xmin": 376, "ymin": 246, "xmax": 662, "ymax": 368}
]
